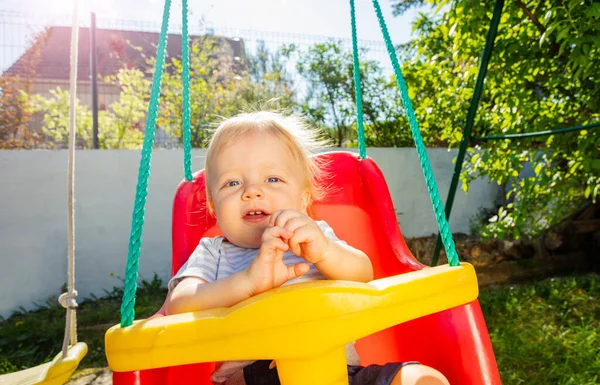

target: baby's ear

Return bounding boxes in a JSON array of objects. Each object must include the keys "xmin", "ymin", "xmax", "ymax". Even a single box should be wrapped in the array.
[
  {"xmin": 205, "ymin": 186, "xmax": 215, "ymax": 216},
  {"xmin": 206, "ymin": 199, "xmax": 216, "ymax": 217},
  {"xmin": 301, "ymin": 189, "xmax": 311, "ymax": 210}
]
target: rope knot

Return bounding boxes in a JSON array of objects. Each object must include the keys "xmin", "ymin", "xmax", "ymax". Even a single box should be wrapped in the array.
[{"xmin": 59, "ymin": 290, "xmax": 79, "ymax": 309}]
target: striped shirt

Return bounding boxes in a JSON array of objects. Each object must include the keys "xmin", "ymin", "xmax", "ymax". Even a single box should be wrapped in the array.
[{"xmin": 169, "ymin": 220, "xmax": 344, "ymax": 290}]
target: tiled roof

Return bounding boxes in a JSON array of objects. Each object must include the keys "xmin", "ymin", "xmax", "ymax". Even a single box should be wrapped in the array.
[{"xmin": 4, "ymin": 26, "xmax": 244, "ymax": 81}]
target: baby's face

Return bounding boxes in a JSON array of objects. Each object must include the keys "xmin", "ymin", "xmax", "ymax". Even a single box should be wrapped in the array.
[{"xmin": 208, "ymin": 132, "xmax": 309, "ymax": 248}]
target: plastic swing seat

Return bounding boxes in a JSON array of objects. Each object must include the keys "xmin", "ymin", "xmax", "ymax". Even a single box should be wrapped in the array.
[
  {"xmin": 105, "ymin": 151, "xmax": 502, "ymax": 385},
  {"xmin": 0, "ymin": 343, "xmax": 87, "ymax": 385}
]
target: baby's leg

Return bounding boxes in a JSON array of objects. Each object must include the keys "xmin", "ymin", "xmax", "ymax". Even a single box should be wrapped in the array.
[
  {"xmin": 239, "ymin": 361, "xmax": 449, "ymax": 385},
  {"xmin": 348, "ymin": 362, "xmax": 449, "ymax": 385},
  {"xmin": 390, "ymin": 364, "xmax": 449, "ymax": 385}
]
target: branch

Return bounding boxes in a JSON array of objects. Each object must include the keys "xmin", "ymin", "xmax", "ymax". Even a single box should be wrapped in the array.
[{"xmin": 514, "ymin": 0, "xmax": 546, "ymax": 35}]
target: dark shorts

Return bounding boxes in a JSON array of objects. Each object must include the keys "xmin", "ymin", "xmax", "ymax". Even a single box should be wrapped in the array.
[{"xmin": 243, "ymin": 360, "xmax": 420, "ymax": 385}]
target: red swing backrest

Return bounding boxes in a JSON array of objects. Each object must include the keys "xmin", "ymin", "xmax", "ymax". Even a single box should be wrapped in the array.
[{"xmin": 113, "ymin": 151, "xmax": 501, "ymax": 385}]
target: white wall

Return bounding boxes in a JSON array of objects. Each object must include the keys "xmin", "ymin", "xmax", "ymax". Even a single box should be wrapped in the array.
[{"xmin": 0, "ymin": 149, "xmax": 498, "ymax": 317}]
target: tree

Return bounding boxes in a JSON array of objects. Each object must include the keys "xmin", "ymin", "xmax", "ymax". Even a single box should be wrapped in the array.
[
  {"xmin": 292, "ymin": 41, "xmax": 424, "ymax": 147},
  {"xmin": 0, "ymin": 30, "xmax": 48, "ymax": 149},
  {"xmin": 102, "ymin": 69, "xmax": 150, "ymax": 148},
  {"xmin": 294, "ymin": 42, "xmax": 354, "ymax": 147},
  {"xmin": 157, "ymin": 36, "xmax": 298, "ymax": 147},
  {"xmin": 0, "ymin": 76, "xmax": 40, "ymax": 149},
  {"xmin": 391, "ymin": 0, "xmax": 600, "ymax": 239},
  {"xmin": 30, "ymin": 68, "xmax": 149, "ymax": 149},
  {"xmin": 243, "ymin": 40, "xmax": 296, "ymax": 109},
  {"xmin": 27, "ymin": 35, "xmax": 298, "ymax": 149}
]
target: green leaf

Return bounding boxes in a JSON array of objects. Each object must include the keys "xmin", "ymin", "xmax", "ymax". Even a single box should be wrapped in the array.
[
  {"xmin": 584, "ymin": 185, "xmax": 592, "ymax": 199},
  {"xmin": 543, "ymin": 10, "xmax": 553, "ymax": 24},
  {"xmin": 534, "ymin": 163, "xmax": 544, "ymax": 176}
]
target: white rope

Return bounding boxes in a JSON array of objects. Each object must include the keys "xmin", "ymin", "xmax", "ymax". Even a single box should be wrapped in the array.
[{"xmin": 61, "ymin": 0, "xmax": 80, "ymax": 359}]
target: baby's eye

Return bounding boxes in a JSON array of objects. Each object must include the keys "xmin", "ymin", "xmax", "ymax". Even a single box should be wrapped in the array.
[
  {"xmin": 226, "ymin": 180, "xmax": 241, "ymax": 187},
  {"xmin": 267, "ymin": 177, "xmax": 280, "ymax": 183}
]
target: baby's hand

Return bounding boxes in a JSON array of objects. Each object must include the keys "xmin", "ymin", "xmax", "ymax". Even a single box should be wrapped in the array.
[
  {"xmin": 269, "ymin": 210, "xmax": 329, "ymax": 264},
  {"xmin": 246, "ymin": 226, "xmax": 310, "ymax": 295}
]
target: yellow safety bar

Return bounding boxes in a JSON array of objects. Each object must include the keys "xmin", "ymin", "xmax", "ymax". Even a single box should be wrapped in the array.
[{"xmin": 106, "ymin": 263, "xmax": 478, "ymax": 385}]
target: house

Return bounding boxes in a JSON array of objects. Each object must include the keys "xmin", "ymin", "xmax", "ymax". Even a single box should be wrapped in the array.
[{"xmin": 4, "ymin": 26, "xmax": 244, "ymax": 142}]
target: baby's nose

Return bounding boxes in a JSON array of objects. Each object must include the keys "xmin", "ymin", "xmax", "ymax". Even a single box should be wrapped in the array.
[{"xmin": 243, "ymin": 184, "xmax": 263, "ymax": 199}]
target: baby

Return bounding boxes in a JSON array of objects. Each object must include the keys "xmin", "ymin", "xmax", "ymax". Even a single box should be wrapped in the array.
[{"xmin": 164, "ymin": 111, "xmax": 449, "ymax": 385}]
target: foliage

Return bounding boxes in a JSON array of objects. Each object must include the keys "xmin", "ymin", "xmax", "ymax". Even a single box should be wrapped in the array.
[
  {"xmin": 480, "ymin": 275, "xmax": 600, "ymax": 384},
  {"xmin": 293, "ymin": 42, "xmax": 355, "ymax": 147},
  {"xmin": 391, "ymin": 0, "xmax": 600, "ymax": 239},
  {"xmin": 0, "ymin": 274, "xmax": 166, "ymax": 373},
  {"xmin": 101, "ymin": 69, "xmax": 150, "ymax": 148},
  {"xmin": 29, "ymin": 69, "xmax": 149, "ymax": 149},
  {"xmin": 0, "ymin": 76, "xmax": 41, "ymax": 149},
  {"xmin": 244, "ymin": 41, "xmax": 297, "ymax": 109},
  {"xmin": 157, "ymin": 36, "xmax": 297, "ymax": 147},
  {"xmin": 0, "ymin": 30, "xmax": 48, "ymax": 149},
  {"xmin": 22, "ymin": 34, "xmax": 294, "ymax": 149},
  {"xmin": 290, "ymin": 41, "xmax": 421, "ymax": 147}
]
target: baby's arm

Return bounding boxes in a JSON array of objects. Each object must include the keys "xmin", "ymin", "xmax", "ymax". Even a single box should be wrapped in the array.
[
  {"xmin": 165, "ymin": 226, "xmax": 309, "ymax": 315},
  {"xmin": 164, "ymin": 272, "xmax": 255, "ymax": 315},
  {"xmin": 315, "ymin": 240, "xmax": 373, "ymax": 282}
]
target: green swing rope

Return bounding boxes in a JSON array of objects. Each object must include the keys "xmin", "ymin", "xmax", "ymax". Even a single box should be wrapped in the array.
[
  {"xmin": 349, "ymin": 0, "xmax": 367, "ymax": 160},
  {"xmin": 363, "ymin": 0, "xmax": 460, "ymax": 267},
  {"xmin": 120, "ymin": 0, "xmax": 173, "ymax": 327},
  {"xmin": 121, "ymin": 0, "xmax": 194, "ymax": 326},
  {"xmin": 182, "ymin": 0, "xmax": 193, "ymax": 182}
]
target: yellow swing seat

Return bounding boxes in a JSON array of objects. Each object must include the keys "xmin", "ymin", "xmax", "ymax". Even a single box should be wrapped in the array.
[{"xmin": 0, "ymin": 343, "xmax": 87, "ymax": 385}]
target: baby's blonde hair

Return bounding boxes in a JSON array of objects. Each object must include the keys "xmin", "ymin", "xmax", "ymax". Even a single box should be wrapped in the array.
[{"xmin": 204, "ymin": 111, "xmax": 330, "ymax": 210}]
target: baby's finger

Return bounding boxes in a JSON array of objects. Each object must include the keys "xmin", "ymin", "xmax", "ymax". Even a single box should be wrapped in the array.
[
  {"xmin": 263, "ymin": 237, "xmax": 289, "ymax": 252},
  {"xmin": 258, "ymin": 239, "xmax": 288, "ymax": 263},
  {"xmin": 272, "ymin": 209, "xmax": 301, "ymax": 229},
  {"xmin": 282, "ymin": 216, "xmax": 308, "ymax": 233},
  {"xmin": 288, "ymin": 224, "xmax": 312, "ymax": 255},
  {"xmin": 262, "ymin": 225, "xmax": 292, "ymax": 241},
  {"xmin": 288, "ymin": 262, "xmax": 310, "ymax": 280},
  {"xmin": 272, "ymin": 239, "xmax": 289, "ymax": 252},
  {"xmin": 268, "ymin": 210, "xmax": 284, "ymax": 228}
]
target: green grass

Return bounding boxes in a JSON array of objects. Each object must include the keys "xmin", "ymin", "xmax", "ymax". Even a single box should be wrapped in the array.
[
  {"xmin": 480, "ymin": 275, "xmax": 600, "ymax": 385},
  {"xmin": 1, "ymin": 274, "xmax": 598, "ymax": 384},
  {"xmin": 0, "ymin": 274, "xmax": 166, "ymax": 374}
]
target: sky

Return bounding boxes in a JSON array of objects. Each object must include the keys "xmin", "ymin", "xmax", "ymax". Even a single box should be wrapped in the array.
[
  {"xmin": 0, "ymin": 0, "xmax": 426, "ymax": 73},
  {"xmin": 1, "ymin": 0, "xmax": 422, "ymax": 42}
]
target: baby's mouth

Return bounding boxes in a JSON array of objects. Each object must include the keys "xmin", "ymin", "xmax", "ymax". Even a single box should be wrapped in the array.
[{"xmin": 243, "ymin": 210, "xmax": 269, "ymax": 222}]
